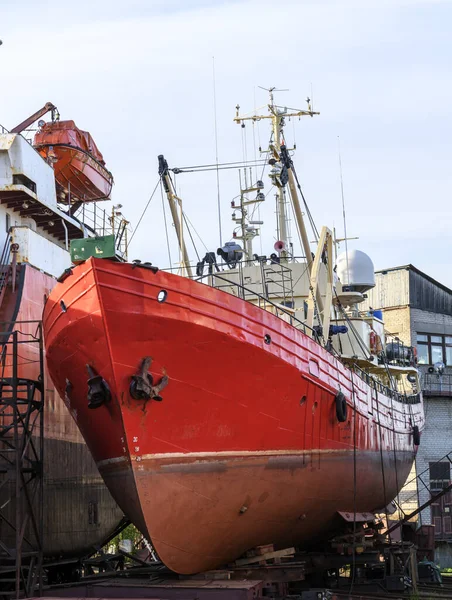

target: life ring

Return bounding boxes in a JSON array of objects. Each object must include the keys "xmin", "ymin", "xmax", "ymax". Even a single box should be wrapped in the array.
[
  {"xmin": 336, "ymin": 391, "xmax": 348, "ymax": 423},
  {"xmin": 369, "ymin": 331, "xmax": 377, "ymax": 354},
  {"xmin": 413, "ymin": 425, "xmax": 420, "ymax": 446}
]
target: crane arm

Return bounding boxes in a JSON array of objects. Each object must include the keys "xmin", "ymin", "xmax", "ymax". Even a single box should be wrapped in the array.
[{"xmin": 10, "ymin": 102, "xmax": 58, "ymax": 134}]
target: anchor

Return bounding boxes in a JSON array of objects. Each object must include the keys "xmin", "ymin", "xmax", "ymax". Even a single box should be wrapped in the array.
[
  {"xmin": 130, "ymin": 356, "xmax": 168, "ymax": 402},
  {"xmin": 86, "ymin": 364, "xmax": 111, "ymax": 409}
]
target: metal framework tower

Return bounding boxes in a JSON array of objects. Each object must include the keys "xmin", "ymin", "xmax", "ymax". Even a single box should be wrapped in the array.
[{"xmin": 0, "ymin": 321, "xmax": 44, "ymax": 599}]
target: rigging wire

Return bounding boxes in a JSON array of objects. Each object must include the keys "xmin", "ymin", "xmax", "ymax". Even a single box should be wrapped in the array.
[
  {"xmin": 160, "ymin": 179, "xmax": 173, "ymax": 268},
  {"xmin": 182, "ymin": 212, "xmax": 201, "ymax": 262},
  {"xmin": 212, "ymin": 57, "xmax": 222, "ymax": 247},
  {"xmin": 288, "ymin": 156, "xmax": 319, "ymax": 243},
  {"xmin": 338, "ymin": 136, "xmax": 349, "ymax": 280},
  {"xmin": 183, "ymin": 211, "xmax": 209, "ymax": 253},
  {"xmin": 126, "ymin": 178, "xmax": 161, "ymax": 252},
  {"xmin": 173, "ymin": 162, "xmax": 268, "ymax": 175},
  {"xmin": 376, "ymin": 383, "xmax": 391, "ymax": 543},
  {"xmin": 288, "ymin": 187, "xmax": 304, "ymax": 257},
  {"xmin": 172, "ymin": 158, "xmax": 267, "ymax": 172},
  {"xmin": 349, "ymin": 371, "xmax": 358, "ymax": 594}
]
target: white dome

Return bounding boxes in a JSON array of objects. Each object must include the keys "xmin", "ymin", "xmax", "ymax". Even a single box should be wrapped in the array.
[{"xmin": 336, "ymin": 249, "xmax": 375, "ymax": 293}]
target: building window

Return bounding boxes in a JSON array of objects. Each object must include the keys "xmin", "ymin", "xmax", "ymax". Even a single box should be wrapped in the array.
[
  {"xmin": 5, "ymin": 213, "xmax": 10, "ymax": 233},
  {"xmin": 417, "ymin": 333, "xmax": 452, "ymax": 365},
  {"xmin": 430, "ymin": 462, "xmax": 452, "ymax": 538},
  {"xmin": 430, "ymin": 462, "xmax": 450, "ymax": 491}
]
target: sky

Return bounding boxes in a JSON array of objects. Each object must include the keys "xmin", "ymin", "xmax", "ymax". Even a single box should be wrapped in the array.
[{"xmin": 1, "ymin": 0, "xmax": 451, "ymax": 287}]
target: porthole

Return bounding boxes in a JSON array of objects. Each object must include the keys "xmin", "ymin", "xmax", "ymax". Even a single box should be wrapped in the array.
[
  {"xmin": 157, "ymin": 290, "xmax": 167, "ymax": 303},
  {"xmin": 264, "ymin": 334, "xmax": 271, "ymax": 345},
  {"xmin": 60, "ymin": 300, "xmax": 67, "ymax": 313},
  {"xmin": 300, "ymin": 395, "xmax": 307, "ymax": 406}
]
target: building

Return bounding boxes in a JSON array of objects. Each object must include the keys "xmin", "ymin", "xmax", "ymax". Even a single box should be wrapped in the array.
[{"xmin": 363, "ymin": 264, "xmax": 452, "ymax": 566}]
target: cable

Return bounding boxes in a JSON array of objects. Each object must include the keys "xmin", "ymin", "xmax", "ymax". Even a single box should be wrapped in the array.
[
  {"xmin": 212, "ymin": 56, "xmax": 222, "ymax": 247},
  {"xmin": 182, "ymin": 212, "xmax": 200, "ymax": 262},
  {"xmin": 349, "ymin": 370, "xmax": 358, "ymax": 594},
  {"xmin": 126, "ymin": 178, "xmax": 161, "ymax": 252},
  {"xmin": 375, "ymin": 380, "xmax": 390, "ymax": 543},
  {"xmin": 183, "ymin": 212, "xmax": 209, "ymax": 253},
  {"xmin": 172, "ymin": 158, "xmax": 267, "ymax": 171},
  {"xmin": 289, "ymin": 161, "xmax": 319, "ymax": 243},
  {"xmin": 338, "ymin": 136, "xmax": 349, "ymax": 280}
]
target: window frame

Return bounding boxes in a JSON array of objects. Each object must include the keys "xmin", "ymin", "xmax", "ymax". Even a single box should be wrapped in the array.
[{"xmin": 417, "ymin": 333, "xmax": 452, "ymax": 366}]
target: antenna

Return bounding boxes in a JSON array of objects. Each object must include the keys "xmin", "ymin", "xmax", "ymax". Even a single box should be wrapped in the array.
[
  {"xmin": 337, "ymin": 136, "xmax": 350, "ymax": 284},
  {"xmin": 257, "ymin": 86, "xmax": 289, "ymax": 107},
  {"xmin": 212, "ymin": 56, "xmax": 222, "ymax": 247}
]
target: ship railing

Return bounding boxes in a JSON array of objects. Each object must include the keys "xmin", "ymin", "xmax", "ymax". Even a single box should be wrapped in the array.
[
  {"xmin": 350, "ymin": 362, "xmax": 422, "ymax": 405},
  {"xmin": 394, "ymin": 450, "xmax": 452, "ymax": 524},
  {"xmin": 0, "ymin": 232, "xmax": 12, "ymax": 309},
  {"xmin": 0, "ymin": 124, "xmax": 9, "ymax": 134},
  {"xmin": 65, "ymin": 201, "xmax": 130, "ymax": 257},
  {"xmin": 195, "ymin": 270, "xmax": 320, "ymax": 342},
  {"xmin": 199, "ymin": 270, "xmax": 420, "ymax": 405},
  {"xmin": 422, "ymin": 372, "xmax": 452, "ymax": 397},
  {"xmin": 260, "ymin": 260, "xmax": 295, "ymax": 308}
]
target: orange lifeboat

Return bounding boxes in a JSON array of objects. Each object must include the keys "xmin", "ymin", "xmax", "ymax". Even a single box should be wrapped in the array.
[{"xmin": 34, "ymin": 120, "xmax": 113, "ymax": 202}]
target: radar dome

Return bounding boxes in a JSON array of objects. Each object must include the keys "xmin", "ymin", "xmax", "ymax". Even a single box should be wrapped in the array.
[{"xmin": 336, "ymin": 249, "xmax": 375, "ymax": 293}]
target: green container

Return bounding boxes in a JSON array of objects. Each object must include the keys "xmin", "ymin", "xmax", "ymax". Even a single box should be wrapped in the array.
[{"xmin": 70, "ymin": 235, "xmax": 116, "ymax": 264}]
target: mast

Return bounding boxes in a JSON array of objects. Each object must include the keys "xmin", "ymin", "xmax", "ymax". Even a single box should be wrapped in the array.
[
  {"xmin": 231, "ymin": 170, "xmax": 264, "ymax": 261},
  {"xmin": 234, "ymin": 88, "xmax": 319, "ymax": 268},
  {"xmin": 158, "ymin": 155, "xmax": 193, "ymax": 278},
  {"xmin": 270, "ymin": 100, "xmax": 288, "ymax": 258}
]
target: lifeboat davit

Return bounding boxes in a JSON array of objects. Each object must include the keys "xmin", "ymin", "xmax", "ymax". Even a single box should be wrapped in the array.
[{"xmin": 34, "ymin": 120, "xmax": 113, "ymax": 202}]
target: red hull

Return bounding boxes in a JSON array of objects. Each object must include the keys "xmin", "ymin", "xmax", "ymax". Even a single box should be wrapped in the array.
[
  {"xmin": 43, "ymin": 258, "xmax": 424, "ymax": 573},
  {"xmin": 34, "ymin": 120, "xmax": 113, "ymax": 201}
]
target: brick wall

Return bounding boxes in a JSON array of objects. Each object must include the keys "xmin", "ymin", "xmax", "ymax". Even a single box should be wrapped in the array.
[
  {"xmin": 379, "ymin": 306, "xmax": 412, "ymax": 346},
  {"xmin": 416, "ymin": 396, "xmax": 452, "ymax": 524}
]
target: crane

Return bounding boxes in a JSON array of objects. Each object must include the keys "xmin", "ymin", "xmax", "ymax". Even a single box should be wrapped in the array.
[{"xmin": 10, "ymin": 102, "xmax": 59, "ymax": 134}]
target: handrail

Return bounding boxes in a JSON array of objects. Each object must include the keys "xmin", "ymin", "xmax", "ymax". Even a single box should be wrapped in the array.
[
  {"xmin": 70, "ymin": 202, "xmax": 129, "ymax": 256},
  {"xmin": 196, "ymin": 270, "xmax": 319, "ymax": 341},
  {"xmin": 351, "ymin": 362, "xmax": 422, "ymax": 405},
  {"xmin": 0, "ymin": 232, "xmax": 12, "ymax": 310},
  {"xmin": 423, "ymin": 372, "xmax": 452, "ymax": 397},
  {"xmin": 197, "ymin": 270, "xmax": 421, "ymax": 407}
]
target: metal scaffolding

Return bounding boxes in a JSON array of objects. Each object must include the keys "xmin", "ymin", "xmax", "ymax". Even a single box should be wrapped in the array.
[{"xmin": 0, "ymin": 321, "xmax": 44, "ymax": 599}]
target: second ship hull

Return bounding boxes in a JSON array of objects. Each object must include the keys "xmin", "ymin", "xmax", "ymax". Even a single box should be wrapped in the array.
[
  {"xmin": 0, "ymin": 262, "xmax": 123, "ymax": 557},
  {"xmin": 43, "ymin": 258, "xmax": 424, "ymax": 573}
]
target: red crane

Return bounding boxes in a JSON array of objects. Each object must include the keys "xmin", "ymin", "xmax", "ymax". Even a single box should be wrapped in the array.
[{"xmin": 10, "ymin": 102, "xmax": 59, "ymax": 134}]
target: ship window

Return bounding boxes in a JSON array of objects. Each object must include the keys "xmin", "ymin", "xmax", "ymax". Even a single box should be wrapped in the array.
[
  {"xmin": 12, "ymin": 173, "xmax": 36, "ymax": 193},
  {"xmin": 157, "ymin": 290, "xmax": 167, "ymax": 303},
  {"xmin": 417, "ymin": 333, "xmax": 452, "ymax": 365}
]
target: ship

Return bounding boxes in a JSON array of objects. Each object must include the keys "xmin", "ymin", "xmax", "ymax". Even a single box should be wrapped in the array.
[
  {"xmin": 42, "ymin": 89, "xmax": 425, "ymax": 575},
  {"xmin": 0, "ymin": 104, "xmax": 126, "ymax": 564}
]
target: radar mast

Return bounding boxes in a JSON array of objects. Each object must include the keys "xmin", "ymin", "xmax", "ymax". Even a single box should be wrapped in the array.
[{"xmin": 234, "ymin": 87, "xmax": 319, "ymax": 267}]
